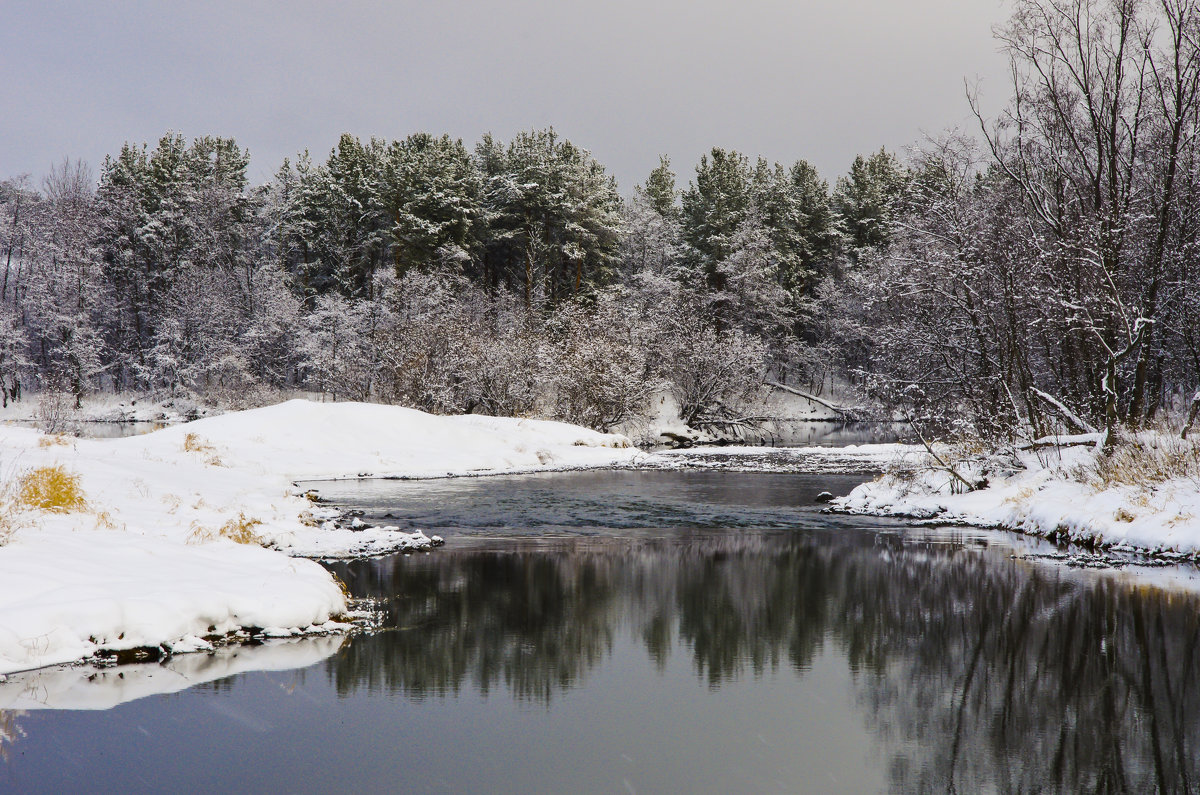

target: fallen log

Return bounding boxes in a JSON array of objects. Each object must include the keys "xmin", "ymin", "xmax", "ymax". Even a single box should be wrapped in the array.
[{"xmin": 764, "ymin": 382, "xmax": 860, "ymax": 418}]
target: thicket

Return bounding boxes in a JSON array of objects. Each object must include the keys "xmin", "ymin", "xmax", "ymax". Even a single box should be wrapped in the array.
[{"xmin": 830, "ymin": 0, "xmax": 1200, "ymax": 447}]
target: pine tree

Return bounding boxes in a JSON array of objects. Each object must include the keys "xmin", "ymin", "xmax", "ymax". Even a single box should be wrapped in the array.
[
  {"xmin": 681, "ymin": 148, "xmax": 753, "ymax": 287},
  {"xmin": 644, "ymin": 155, "xmax": 678, "ymax": 219},
  {"xmin": 833, "ymin": 148, "xmax": 908, "ymax": 256}
]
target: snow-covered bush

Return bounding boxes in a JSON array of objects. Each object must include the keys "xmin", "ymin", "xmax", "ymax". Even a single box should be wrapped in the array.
[
  {"xmin": 661, "ymin": 322, "xmax": 768, "ymax": 427},
  {"xmin": 34, "ymin": 391, "xmax": 78, "ymax": 435},
  {"xmin": 545, "ymin": 290, "xmax": 657, "ymax": 431}
]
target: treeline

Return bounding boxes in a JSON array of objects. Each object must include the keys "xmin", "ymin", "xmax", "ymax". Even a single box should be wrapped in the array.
[
  {"xmin": 6, "ymin": 0, "xmax": 1198, "ymax": 441},
  {"xmin": 0, "ymin": 125, "xmax": 896, "ymax": 430}
]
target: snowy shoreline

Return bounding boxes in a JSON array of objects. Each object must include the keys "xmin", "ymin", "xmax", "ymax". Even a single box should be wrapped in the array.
[
  {"xmin": 6, "ymin": 401, "xmax": 1199, "ymax": 679},
  {"xmin": 829, "ymin": 435, "xmax": 1200, "ymax": 560},
  {"xmin": 0, "ymin": 399, "xmax": 639, "ymax": 675}
]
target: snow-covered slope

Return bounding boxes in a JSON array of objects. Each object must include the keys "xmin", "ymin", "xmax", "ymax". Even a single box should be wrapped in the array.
[{"xmin": 0, "ymin": 399, "xmax": 638, "ymax": 674}]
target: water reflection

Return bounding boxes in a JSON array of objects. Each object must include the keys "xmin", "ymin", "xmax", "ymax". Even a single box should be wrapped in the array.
[
  {"xmin": 758, "ymin": 420, "xmax": 913, "ymax": 447},
  {"xmin": 1, "ymin": 419, "xmax": 164, "ymax": 438},
  {"xmin": 330, "ymin": 532, "xmax": 1200, "ymax": 792},
  {"xmin": 0, "ymin": 710, "xmax": 23, "ymax": 762},
  {"xmin": 0, "ymin": 634, "xmax": 346, "ymax": 712}
]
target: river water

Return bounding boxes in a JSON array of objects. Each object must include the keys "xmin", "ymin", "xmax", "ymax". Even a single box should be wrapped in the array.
[{"xmin": 3, "ymin": 463, "xmax": 1200, "ymax": 793}]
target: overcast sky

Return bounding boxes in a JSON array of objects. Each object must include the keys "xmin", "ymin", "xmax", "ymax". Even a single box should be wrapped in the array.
[{"xmin": 1, "ymin": 0, "xmax": 1011, "ymax": 191}]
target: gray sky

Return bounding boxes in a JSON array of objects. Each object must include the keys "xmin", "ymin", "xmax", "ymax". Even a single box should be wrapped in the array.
[{"xmin": 1, "ymin": 0, "xmax": 1011, "ymax": 191}]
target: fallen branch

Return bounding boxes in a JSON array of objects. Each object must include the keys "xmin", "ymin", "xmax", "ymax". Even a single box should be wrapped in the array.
[
  {"xmin": 692, "ymin": 415, "xmax": 773, "ymax": 426},
  {"xmin": 764, "ymin": 382, "xmax": 860, "ymax": 418},
  {"xmin": 1017, "ymin": 438, "xmax": 1102, "ymax": 451},
  {"xmin": 1030, "ymin": 388, "xmax": 1098, "ymax": 434}
]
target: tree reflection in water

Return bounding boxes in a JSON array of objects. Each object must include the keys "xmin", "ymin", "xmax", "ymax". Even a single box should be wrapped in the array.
[{"xmin": 329, "ymin": 531, "xmax": 1200, "ymax": 792}]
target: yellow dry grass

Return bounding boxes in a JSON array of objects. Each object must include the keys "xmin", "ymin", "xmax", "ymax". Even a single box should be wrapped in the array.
[
  {"xmin": 92, "ymin": 510, "xmax": 120, "ymax": 531},
  {"xmin": 16, "ymin": 465, "xmax": 87, "ymax": 513},
  {"xmin": 1081, "ymin": 429, "xmax": 1200, "ymax": 490},
  {"xmin": 182, "ymin": 433, "xmax": 224, "ymax": 467},
  {"xmin": 189, "ymin": 513, "xmax": 264, "ymax": 545},
  {"xmin": 182, "ymin": 432, "xmax": 213, "ymax": 453}
]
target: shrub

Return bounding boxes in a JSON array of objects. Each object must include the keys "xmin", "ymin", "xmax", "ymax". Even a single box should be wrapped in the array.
[
  {"xmin": 16, "ymin": 465, "xmax": 87, "ymax": 513},
  {"xmin": 35, "ymin": 392, "xmax": 78, "ymax": 435}
]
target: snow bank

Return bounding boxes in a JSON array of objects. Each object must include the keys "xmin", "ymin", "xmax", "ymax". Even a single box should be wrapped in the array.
[
  {"xmin": 138, "ymin": 398, "xmax": 638, "ymax": 481},
  {"xmin": 0, "ymin": 399, "xmax": 638, "ymax": 674},
  {"xmin": 833, "ymin": 437, "xmax": 1200, "ymax": 555},
  {"xmin": 0, "ymin": 529, "xmax": 346, "ymax": 674},
  {"xmin": 658, "ymin": 443, "xmax": 915, "ymax": 459}
]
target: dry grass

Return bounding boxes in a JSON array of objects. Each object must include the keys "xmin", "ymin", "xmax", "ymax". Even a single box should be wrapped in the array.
[
  {"xmin": 37, "ymin": 434, "xmax": 71, "ymax": 448},
  {"xmin": 1003, "ymin": 486, "xmax": 1036, "ymax": 508},
  {"xmin": 16, "ymin": 465, "xmax": 87, "ymax": 513},
  {"xmin": 92, "ymin": 509, "xmax": 122, "ymax": 531},
  {"xmin": 0, "ymin": 483, "xmax": 19, "ymax": 545},
  {"xmin": 189, "ymin": 513, "xmax": 264, "ymax": 545},
  {"xmin": 220, "ymin": 513, "xmax": 264, "ymax": 544},
  {"xmin": 1078, "ymin": 429, "xmax": 1200, "ymax": 490},
  {"xmin": 182, "ymin": 433, "xmax": 224, "ymax": 467},
  {"xmin": 182, "ymin": 433, "xmax": 212, "ymax": 453}
]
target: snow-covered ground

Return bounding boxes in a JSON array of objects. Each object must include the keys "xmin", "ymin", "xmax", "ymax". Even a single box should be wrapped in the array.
[
  {"xmin": 834, "ymin": 435, "xmax": 1200, "ymax": 556},
  {"xmin": 0, "ymin": 399, "xmax": 638, "ymax": 675}
]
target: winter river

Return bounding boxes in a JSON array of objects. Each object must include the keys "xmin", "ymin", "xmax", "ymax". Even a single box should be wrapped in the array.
[{"xmin": 4, "ymin": 458, "xmax": 1200, "ymax": 793}]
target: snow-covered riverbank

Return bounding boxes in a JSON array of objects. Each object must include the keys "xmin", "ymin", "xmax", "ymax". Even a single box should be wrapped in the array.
[
  {"xmin": 833, "ymin": 434, "xmax": 1200, "ymax": 557},
  {"xmin": 0, "ymin": 399, "xmax": 638, "ymax": 674}
]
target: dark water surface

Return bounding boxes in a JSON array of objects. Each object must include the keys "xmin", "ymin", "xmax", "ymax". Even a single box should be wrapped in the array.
[{"xmin": 5, "ymin": 470, "xmax": 1200, "ymax": 794}]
